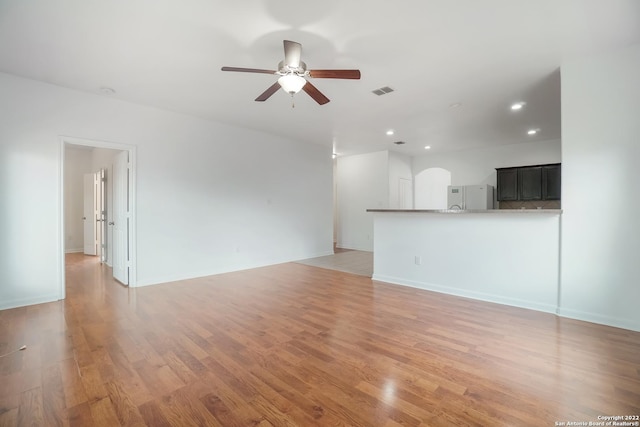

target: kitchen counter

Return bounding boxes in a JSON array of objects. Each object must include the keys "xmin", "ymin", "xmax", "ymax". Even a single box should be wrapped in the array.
[
  {"xmin": 369, "ymin": 208, "xmax": 561, "ymax": 314},
  {"xmin": 367, "ymin": 209, "xmax": 562, "ymax": 214}
]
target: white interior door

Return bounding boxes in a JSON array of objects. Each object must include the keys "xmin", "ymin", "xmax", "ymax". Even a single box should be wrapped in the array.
[
  {"xmin": 112, "ymin": 151, "xmax": 129, "ymax": 285},
  {"xmin": 99, "ymin": 168, "xmax": 107, "ymax": 263},
  {"xmin": 83, "ymin": 173, "xmax": 97, "ymax": 255}
]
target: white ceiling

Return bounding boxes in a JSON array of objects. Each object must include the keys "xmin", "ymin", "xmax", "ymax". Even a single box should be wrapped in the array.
[{"xmin": 1, "ymin": 0, "xmax": 639, "ymax": 157}]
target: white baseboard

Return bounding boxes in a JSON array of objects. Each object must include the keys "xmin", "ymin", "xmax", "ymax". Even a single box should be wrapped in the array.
[
  {"xmin": 135, "ymin": 251, "xmax": 335, "ymax": 288},
  {"xmin": 372, "ymin": 274, "xmax": 640, "ymax": 332},
  {"xmin": 556, "ymin": 307, "xmax": 640, "ymax": 332},
  {"xmin": 0, "ymin": 294, "xmax": 61, "ymax": 311},
  {"xmin": 372, "ymin": 274, "xmax": 558, "ymax": 314},
  {"xmin": 65, "ymin": 248, "xmax": 83, "ymax": 254},
  {"xmin": 335, "ymin": 244, "xmax": 373, "ymax": 252}
]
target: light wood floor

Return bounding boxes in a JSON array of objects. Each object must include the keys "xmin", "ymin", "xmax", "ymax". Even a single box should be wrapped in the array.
[
  {"xmin": 295, "ymin": 250, "xmax": 373, "ymax": 277},
  {"xmin": 1, "ymin": 254, "xmax": 639, "ymax": 426}
]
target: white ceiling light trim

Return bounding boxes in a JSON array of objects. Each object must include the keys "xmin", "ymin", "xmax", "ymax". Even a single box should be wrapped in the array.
[{"xmin": 511, "ymin": 102, "xmax": 526, "ymax": 110}]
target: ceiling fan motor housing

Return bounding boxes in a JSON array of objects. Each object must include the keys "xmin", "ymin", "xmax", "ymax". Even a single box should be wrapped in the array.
[{"xmin": 277, "ymin": 60, "xmax": 308, "ymax": 76}]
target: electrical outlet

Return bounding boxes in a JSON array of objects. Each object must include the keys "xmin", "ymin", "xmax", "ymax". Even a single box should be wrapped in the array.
[{"xmin": 415, "ymin": 256, "xmax": 422, "ymax": 265}]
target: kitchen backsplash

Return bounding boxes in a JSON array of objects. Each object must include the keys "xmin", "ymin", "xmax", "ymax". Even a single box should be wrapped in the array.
[{"xmin": 498, "ymin": 200, "xmax": 561, "ymax": 210}]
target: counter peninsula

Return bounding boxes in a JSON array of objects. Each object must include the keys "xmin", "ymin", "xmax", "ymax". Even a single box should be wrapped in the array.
[{"xmin": 367, "ymin": 209, "xmax": 562, "ymax": 313}]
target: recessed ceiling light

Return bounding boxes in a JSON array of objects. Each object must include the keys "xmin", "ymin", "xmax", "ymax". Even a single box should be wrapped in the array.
[
  {"xmin": 386, "ymin": 130, "xmax": 394, "ymax": 136},
  {"xmin": 99, "ymin": 86, "xmax": 116, "ymax": 95},
  {"xmin": 527, "ymin": 129, "xmax": 538, "ymax": 135},
  {"xmin": 424, "ymin": 145, "xmax": 431, "ymax": 150},
  {"xmin": 511, "ymin": 102, "xmax": 525, "ymax": 110}
]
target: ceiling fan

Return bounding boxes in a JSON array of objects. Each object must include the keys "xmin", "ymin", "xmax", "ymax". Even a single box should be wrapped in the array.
[{"xmin": 221, "ymin": 40, "xmax": 361, "ymax": 106}]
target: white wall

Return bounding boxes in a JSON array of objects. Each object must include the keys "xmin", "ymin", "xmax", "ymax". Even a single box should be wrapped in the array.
[
  {"xmin": 0, "ymin": 72, "xmax": 333, "ymax": 309},
  {"xmin": 336, "ymin": 151, "xmax": 388, "ymax": 251},
  {"xmin": 560, "ymin": 43, "xmax": 640, "ymax": 332},
  {"xmin": 63, "ymin": 147, "xmax": 92, "ymax": 252}
]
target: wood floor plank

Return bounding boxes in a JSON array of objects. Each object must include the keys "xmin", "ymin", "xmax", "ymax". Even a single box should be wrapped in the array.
[
  {"xmin": 0, "ymin": 253, "xmax": 638, "ymax": 426},
  {"xmin": 78, "ymin": 364, "xmax": 108, "ymax": 403},
  {"xmin": 67, "ymin": 402, "xmax": 94, "ymax": 427},
  {"xmin": 89, "ymin": 396, "xmax": 121, "ymax": 427},
  {"xmin": 41, "ymin": 363, "xmax": 68, "ymax": 426},
  {"xmin": 199, "ymin": 392, "xmax": 242, "ymax": 427},
  {"xmin": 133, "ymin": 360, "xmax": 185, "ymax": 399},
  {"xmin": 59, "ymin": 358, "xmax": 88, "ymax": 409},
  {"xmin": 0, "ymin": 407, "xmax": 18, "ymax": 427},
  {"xmin": 137, "ymin": 400, "xmax": 172, "ymax": 427},
  {"xmin": 17, "ymin": 387, "xmax": 45, "ymax": 427},
  {"xmin": 103, "ymin": 380, "xmax": 146, "ymax": 427},
  {"xmin": 0, "ymin": 394, "xmax": 19, "ymax": 426},
  {"xmin": 157, "ymin": 386, "xmax": 225, "ymax": 427},
  {"xmin": 246, "ymin": 363, "xmax": 348, "ymax": 426}
]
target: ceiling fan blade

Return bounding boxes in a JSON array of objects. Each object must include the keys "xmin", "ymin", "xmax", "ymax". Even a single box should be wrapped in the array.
[
  {"xmin": 302, "ymin": 81, "xmax": 330, "ymax": 105},
  {"xmin": 255, "ymin": 82, "xmax": 282, "ymax": 102},
  {"xmin": 283, "ymin": 40, "xmax": 302, "ymax": 68},
  {"xmin": 221, "ymin": 66, "xmax": 277, "ymax": 75},
  {"xmin": 308, "ymin": 69, "xmax": 361, "ymax": 79}
]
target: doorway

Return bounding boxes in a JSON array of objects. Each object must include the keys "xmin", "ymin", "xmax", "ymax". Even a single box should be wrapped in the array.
[
  {"xmin": 60, "ymin": 137, "xmax": 136, "ymax": 298},
  {"xmin": 82, "ymin": 169, "xmax": 106, "ymax": 260}
]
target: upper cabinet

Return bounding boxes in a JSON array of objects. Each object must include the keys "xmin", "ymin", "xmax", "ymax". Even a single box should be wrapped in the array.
[
  {"xmin": 542, "ymin": 164, "xmax": 561, "ymax": 200},
  {"xmin": 496, "ymin": 163, "xmax": 561, "ymax": 202},
  {"xmin": 518, "ymin": 166, "xmax": 543, "ymax": 200},
  {"xmin": 497, "ymin": 168, "xmax": 518, "ymax": 201}
]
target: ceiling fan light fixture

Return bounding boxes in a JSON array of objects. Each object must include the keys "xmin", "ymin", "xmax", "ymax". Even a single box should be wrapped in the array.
[{"xmin": 278, "ymin": 74, "xmax": 306, "ymax": 94}]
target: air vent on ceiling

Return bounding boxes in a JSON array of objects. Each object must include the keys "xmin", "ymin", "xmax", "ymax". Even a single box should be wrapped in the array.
[{"xmin": 372, "ymin": 86, "xmax": 395, "ymax": 96}]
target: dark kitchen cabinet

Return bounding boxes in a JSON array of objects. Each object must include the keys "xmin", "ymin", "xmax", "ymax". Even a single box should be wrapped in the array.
[
  {"xmin": 518, "ymin": 166, "xmax": 543, "ymax": 200},
  {"xmin": 497, "ymin": 168, "xmax": 518, "ymax": 201},
  {"xmin": 496, "ymin": 163, "xmax": 561, "ymax": 201},
  {"xmin": 542, "ymin": 164, "xmax": 561, "ymax": 200}
]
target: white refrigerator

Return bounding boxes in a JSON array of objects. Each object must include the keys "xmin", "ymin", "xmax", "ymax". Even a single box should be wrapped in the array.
[{"xmin": 447, "ymin": 185, "xmax": 494, "ymax": 210}]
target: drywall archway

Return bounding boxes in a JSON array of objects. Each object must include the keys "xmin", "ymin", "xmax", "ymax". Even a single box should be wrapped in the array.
[{"xmin": 414, "ymin": 167, "xmax": 451, "ymax": 209}]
